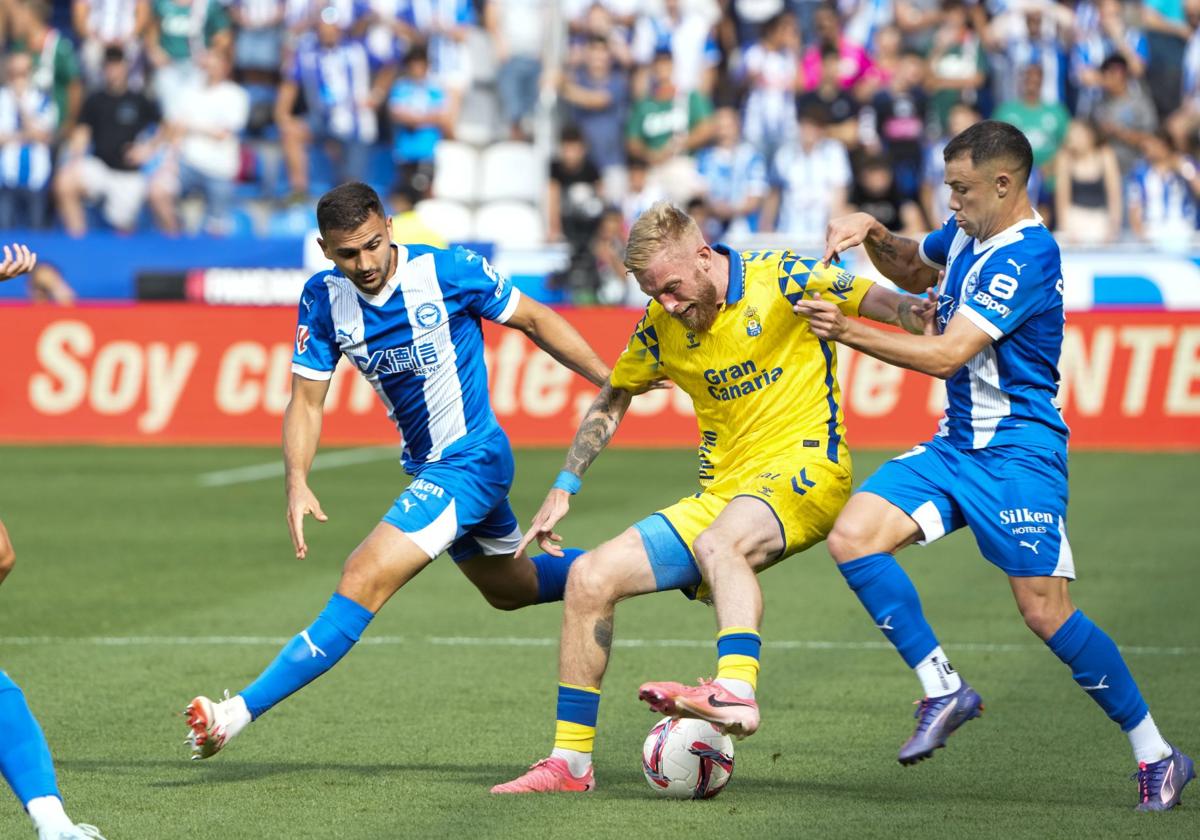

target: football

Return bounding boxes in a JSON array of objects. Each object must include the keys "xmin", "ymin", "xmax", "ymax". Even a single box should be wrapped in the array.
[{"xmin": 641, "ymin": 716, "xmax": 735, "ymax": 799}]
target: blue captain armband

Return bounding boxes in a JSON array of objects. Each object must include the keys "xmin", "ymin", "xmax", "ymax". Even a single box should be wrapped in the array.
[{"xmin": 553, "ymin": 471, "xmax": 582, "ymax": 495}]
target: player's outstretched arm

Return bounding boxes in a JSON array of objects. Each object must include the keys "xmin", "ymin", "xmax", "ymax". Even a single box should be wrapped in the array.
[
  {"xmin": 515, "ymin": 381, "xmax": 634, "ymax": 557},
  {"xmin": 0, "ymin": 242, "xmax": 36, "ymax": 281},
  {"xmin": 503, "ymin": 294, "xmax": 610, "ymax": 387},
  {"xmin": 283, "ymin": 374, "xmax": 332, "ymax": 559},
  {"xmin": 824, "ymin": 213, "xmax": 938, "ymax": 293},
  {"xmin": 795, "ymin": 292, "xmax": 992, "ymax": 379},
  {"xmin": 857, "ymin": 284, "xmax": 939, "ymax": 335}
]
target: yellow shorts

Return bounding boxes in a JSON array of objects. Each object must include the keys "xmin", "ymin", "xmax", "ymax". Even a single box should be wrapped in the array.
[{"xmin": 633, "ymin": 454, "xmax": 853, "ymax": 600}]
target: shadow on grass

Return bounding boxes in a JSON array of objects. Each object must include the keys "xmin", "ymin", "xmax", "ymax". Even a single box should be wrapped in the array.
[{"xmin": 57, "ymin": 758, "xmax": 513, "ymax": 788}]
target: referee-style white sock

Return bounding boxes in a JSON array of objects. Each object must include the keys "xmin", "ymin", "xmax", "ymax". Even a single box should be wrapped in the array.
[
  {"xmin": 914, "ymin": 647, "xmax": 962, "ymax": 698},
  {"xmin": 1128, "ymin": 713, "xmax": 1172, "ymax": 765}
]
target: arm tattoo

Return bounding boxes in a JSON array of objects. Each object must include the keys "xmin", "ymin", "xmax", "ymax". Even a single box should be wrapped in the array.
[
  {"xmin": 593, "ymin": 616, "xmax": 613, "ymax": 655},
  {"xmin": 870, "ymin": 232, "xmax": 901, "ymax": 261},
  {"xmin": 897, "ymin": 299, "xmax": 924, "ymax": 335},
  {"xmin": 563, "ymin": 383, "xmax": 628, "ymax": 477}
]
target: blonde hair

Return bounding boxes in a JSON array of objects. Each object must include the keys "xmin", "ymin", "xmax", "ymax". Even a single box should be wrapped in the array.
[{"xmin": 624, "ymin": 201, "xmax": 701, "ymax": 276}]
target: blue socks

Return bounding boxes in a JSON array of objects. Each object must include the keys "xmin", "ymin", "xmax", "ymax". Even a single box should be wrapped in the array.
[
  {"xmin": 1047, "ymin": 610, "xmax": 1149, "ymax": 731},
  {"xmin": 532, "ymin": 548, "xmax": 583, "ymax": 603},
  {"xmin": 0, "ymin": 671, "xmax": 60, "ymax": 807},
  {"xmin": 240, "ymin": 593, "xmax": 375, "ymax": 720},
  {"xmin": 839, "ymin": 553, "xmax": 939, "ymax": 668}
]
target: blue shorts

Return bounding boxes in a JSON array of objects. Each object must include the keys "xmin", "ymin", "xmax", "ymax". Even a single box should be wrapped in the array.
[
  {"xmin": 861, "ymin": 436, "xmax": 1075, "ymax": 579},
  {"xmin": 382, "ymin": 438, "xmax": 521, "ymax": 563}
]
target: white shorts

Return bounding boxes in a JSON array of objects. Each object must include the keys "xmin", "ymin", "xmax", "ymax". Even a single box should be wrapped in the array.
[{"xmin": 77, "ymin": 157, "xmax": 147, "ymax": 230}]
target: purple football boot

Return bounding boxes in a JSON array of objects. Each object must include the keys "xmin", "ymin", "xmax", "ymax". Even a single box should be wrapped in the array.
[
  {"xmin": 897, "ymin": 682, "xmax": 984, "ymax": 766},
  {"xmin": 1135, "ymin": 746, "xmax": 1195, "ymax": 812}
]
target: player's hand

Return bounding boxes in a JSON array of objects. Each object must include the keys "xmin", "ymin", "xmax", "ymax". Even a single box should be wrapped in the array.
[
  {"xmin": 822, "ymin": 213, "xmax": 876, "ymax": 267},
  {"xmin": 921, "ymin": 283, "xmax": 940, "ymax": 336},
  {"xmin": 0, "ymin": 242, "xmax": 36, "ymax": 281},
  {"xmin": 636, "ymin": 377, "xmax": 674, "ymax": 394},
  {"xmin": 515, "ymin": 489, "xmax": 571, "ymax": 558},
  {"xmin": 793, "ymin": 291, "xmax": 849, "ymax": 340},
  {"xmin": 286, "ymin": 483, "xmax": 328, "ymax": 559}
]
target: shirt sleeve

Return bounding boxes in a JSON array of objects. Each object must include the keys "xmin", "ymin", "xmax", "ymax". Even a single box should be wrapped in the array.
[
  {"xmin": 610, "ymin": 307, "xmax": 665, "ymax": 393},
  {"xmin": 792, "ymin": 257, "xmax": 875, "ymax": 317},
  {"xmin": 291, "ymin": 280, "xmax": 340, "ymax": 380},
  {"xmin": 453, "ymin": 246, "xmax": 520, "ymax": 323},
  {"xmin": 956, "ymin": 248, "xmax": 1047, "ymax": 341},
  {"xmin": 919, "ymin": 214, "xmax": 957, "ymax": 268}
]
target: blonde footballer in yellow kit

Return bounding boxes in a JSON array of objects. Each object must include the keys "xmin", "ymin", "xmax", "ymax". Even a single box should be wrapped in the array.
[{"xmin": 492, "ymin": 202, "xmax": 935, "ymax": 794}]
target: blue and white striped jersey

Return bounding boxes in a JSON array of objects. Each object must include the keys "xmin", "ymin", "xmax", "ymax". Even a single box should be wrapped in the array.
[
  {"xmin": 291, "ymin": 244, "xmax": 521, "ymax": 472},
  {"xmin": 919, "ymin": 214, "xmax": 1069, "ymax": 453}
]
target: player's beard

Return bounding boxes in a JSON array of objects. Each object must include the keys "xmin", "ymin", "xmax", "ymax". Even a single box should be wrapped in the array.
[
  {"xmin": 675, "ymin": 271, "xmax": 720, "ymax": 333},
  {"xmin": 355, "ymin": 245, "xmax": 393, "ymax": 293}
]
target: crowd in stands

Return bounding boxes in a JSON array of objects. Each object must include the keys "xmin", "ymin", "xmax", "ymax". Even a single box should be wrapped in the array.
[{"xmin": 3, "ymin": 0, "xmax": 1200, "ymax": 301}]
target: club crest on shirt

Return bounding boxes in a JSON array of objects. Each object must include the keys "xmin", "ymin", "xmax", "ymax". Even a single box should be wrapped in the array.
[
  {"xmin": 743, "ymin": 305, "xmax": 762, "ymax": 337},
  {"xmin": 685, "ymin": 330, "xmax": 700, "ymax": 349},
  {"xmin": 415, "ymin": 302, "xmax": 443, "ymax": 328}
]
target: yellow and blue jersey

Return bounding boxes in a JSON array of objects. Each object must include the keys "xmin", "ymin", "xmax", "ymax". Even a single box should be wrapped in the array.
[{"xmin": 611, "ymin": 245, "xmax": 874, "ymax": 483}]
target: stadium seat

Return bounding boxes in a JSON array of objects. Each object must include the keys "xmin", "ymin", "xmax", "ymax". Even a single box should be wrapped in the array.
[
  {"xmin": 432, "ymin": 141, "xmax": 480, "ymax": 203},
  {"xmin": 415, "ymin": 199, "xmax": 473, "ymax": 243},
  {"xmin": 479, "ymin": 142, "xmax": 540, "ymax": 203},
  {"xmin": 455, "ymin": 87, "xmax": 500, "ymax": 147},
  {"xmin": 473, "ymin": 200, "xmax": 544, "ymax": 247}
]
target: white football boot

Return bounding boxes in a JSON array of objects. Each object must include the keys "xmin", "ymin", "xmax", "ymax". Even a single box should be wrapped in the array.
[{"xmin": 184, "ymin": 691, "xmax": 250, "ymax": 760}]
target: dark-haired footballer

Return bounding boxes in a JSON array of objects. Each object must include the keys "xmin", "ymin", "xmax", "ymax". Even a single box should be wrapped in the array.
[
  {"xmin": 184, "ymin": 183, "xmax": 611, "ymax": 759},
  {"xmin": 801, "ymin": 120, "xmax": 1194, "ymax": 810}
]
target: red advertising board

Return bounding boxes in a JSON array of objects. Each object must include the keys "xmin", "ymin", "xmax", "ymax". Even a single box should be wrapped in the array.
[{"xmin": 0, "ymin": 306, "xmax": 1197, "ymax": 449}]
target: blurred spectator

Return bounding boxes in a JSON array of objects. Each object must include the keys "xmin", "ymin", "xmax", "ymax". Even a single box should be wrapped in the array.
[
  {"xmin": 894, "ymin": 0, "xmax": 941, "ymax": 54},
  {"xmin": 1054, "ymin": 118, "xmax": 1123, "ymax": 245},
  {"xmin": 28, "ymin": 260, "xmax": 76, "ymax": 303},
  {"xmin": 921, "ymin": 101, "xmax": 980, "ymax": 226},
  {"xmin": 625, "ymin": 48, "xmax": 713, "ymax": 202},
  {"xmin": 548, "ymin": 126, "xmax": 604, "ymax": 299},
  {"xmin": 796, "ymin": 44, "xmax": 861, "ymax": 150},
  {"xmin": 561, "ymin": 33, "xmax": 629, "ymax": 195},
  {"xmin": 800, "ymin": 3, "xmax": 874, "ymax": 91},
  {"xmin": 994, "ymin": 62, "xmax": 1070, "ymax": 209},
  {"xmin": 564, "ymin": 0, "xmax": 634, "ymax": 69},
  {"xmin": 849, "ymin": 153, "xmax": 925, "ymax": 236},
  {"xmin": 856, "ymin": 23, "xmax": 902, "ymax": 101},
  {"xmin": 762, "ymin": 104, "xmax": 850, "ymax": 240},
  {"xmin": 841, "ymin": 0, "xmax": 893, "ymax": 50},
  {"xmin": 927, "ymin": 0, "xmax": 986, "ymax": 133},
  {"xmin": 1093, "ymin": 53, "xmax": 1158, "ymax": 177},
  {"xmin": 724, "ymin": 0, "xmax": 786, "ymax": 50},
  {"xmin": 389, "ymin": 183, "xmax": 446, "ymax": 247},
  {"xmin": 72, "ymin": 0, "xmax": 150, "ymax": 92},
  {"xmin": 365, "ymin": 0, "xmax": 410, "ymax": 68},
  {"xmin": 1071, "ymin": 0, "xmax": 1148, "ymax": 115},
  {"xmin": 630, "ymin": 0, "xmax": 721, "ymax": 96},
  {"xmin": 275, "ymin": 5, "xmax": 387, "ymax": 200},
  {"xmin": 485, "ymin": 0, "xmax": 547, "ymax": 140},
  {"xmin": 0, "ymin": 51, "xmax": 55, "ymax": 229},
  {"xmin": 865, "ymin": 49, "xmax": 927, "ymax": 203},
  {"xmin": 988, "ymin": 0, "xmax": 1071, "ymax": 107},
  {"xmin": 695, "ymin": 105, "xmax": 768, "ymax": 236},
  {"xmin": 1144, "ymin": 0, "xmax": 1194, "ymax": 119},
  {"xmin": 740, "ymin": 11, "xmax": 800, "ymax": 166},
  {"xmin": 55, "ymin": 46, "xmax": 160, "ymax": 236},
  {"xmin": 687, "ymin": 194, "xmax": 718, "ymax": 240},
  {"xmin": 620, "ymin": 154, "xmax": 665, "ymax": 230},
  {"xmin": 1126, "ymin": 129, "xmax": 1200, "ymax": 248},
  {"xmin": 148, "ymin": 49, "xmax": 249, "ymax": 234},
  {"xmin": 591, "ymin": 203, "xmax": 632, "ymax": 304},
  {"xmin": 145, "ymin": 0, "xmax": 232, "ymax": 105},
  {"xmin": 547, "ymin": 123, "xmax": 602, "ymax": 243},
  {"xmin": 11, "ymin": 0, "xmax": 82, "ymax": 140},
  {"xmin": 388, "ymin": 44, "xmax": 447, "ymax": 203},
  {"xmin": 229, "ymin": 0, "xmax": 285, "ymax": 84},
  {"xmin": 1166, "ymin": 0, "xmax": 1200, "ymax": 151},
  {"xmin": 401, "ymin": 0, "xmax": 475, "ymax": 128}
]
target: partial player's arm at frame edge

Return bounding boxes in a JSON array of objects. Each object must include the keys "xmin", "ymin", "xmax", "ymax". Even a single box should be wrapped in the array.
[
  {"xmin": 283, "ymin": 374, "xmax": 331, "ymax": 490},
  {"xmin": 835, "ymin": 310, "xmax": 994, "ymax": 380}
]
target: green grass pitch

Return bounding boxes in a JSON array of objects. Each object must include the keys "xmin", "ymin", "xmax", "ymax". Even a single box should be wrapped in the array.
[{"xmin": 0, "ymin": 445, "xmax": 1197, "ymax": 839}]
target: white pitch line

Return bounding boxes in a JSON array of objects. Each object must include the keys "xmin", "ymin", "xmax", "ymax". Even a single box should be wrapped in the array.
[
  {"xmin": 198, "ymin": 446, "xmax": 398, "ymax": 487},
  {"xmin": 0, "ymin": 635, "xmax": 1195, "ymax": 656}
]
